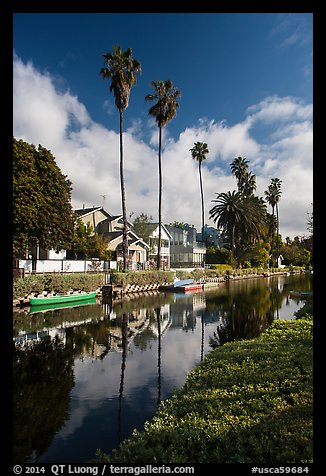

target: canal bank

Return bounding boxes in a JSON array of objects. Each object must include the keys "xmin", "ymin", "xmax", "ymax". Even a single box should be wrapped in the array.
[{"xmin": 13, "ymin": 268, "xmax": 304, "ymax": 306}]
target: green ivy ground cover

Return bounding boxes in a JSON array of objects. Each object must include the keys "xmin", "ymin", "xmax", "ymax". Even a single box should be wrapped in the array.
[{"xmin": 96, "ymin": 317, "xmax": 313, "ymax": 463}]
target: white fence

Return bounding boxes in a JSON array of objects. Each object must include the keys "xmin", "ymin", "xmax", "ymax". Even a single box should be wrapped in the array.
[{"xmin": 18, "ymin": 259, "xmax": 117, "ymax": 274}]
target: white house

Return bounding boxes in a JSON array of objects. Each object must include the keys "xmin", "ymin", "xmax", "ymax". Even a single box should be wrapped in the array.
[{"xmin": 137, "ymin": 223, "xmax": 172, "ymax": 269}]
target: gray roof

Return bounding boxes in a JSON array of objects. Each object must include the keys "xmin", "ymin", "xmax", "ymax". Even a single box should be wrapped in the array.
[{"xmin": 75, "ymin": 207, "xmax": 102, "ymax": 216}]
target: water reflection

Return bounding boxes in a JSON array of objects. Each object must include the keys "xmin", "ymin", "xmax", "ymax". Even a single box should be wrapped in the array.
[
  {"xmin": 13, "ymin": 336, "xmax": 74, "ymax": 463},
  {"xmin": 13, "ymin": 273, "xmax": 312, "ymax": 463},
  {"xmin": 117, "ymin": 313, "xmax": 128, "ymax": 446}
]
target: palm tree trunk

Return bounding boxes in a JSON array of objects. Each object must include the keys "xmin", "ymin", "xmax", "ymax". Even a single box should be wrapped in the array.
[
  {"xmin": 157, "ymin": 126, "xmax": 162, "ymax": 270},
  {"xmin": 199, "ymin": 161, "xmax": 205, "ymax": 244},
  {"xmin": 271, "ymin": 205, "xmax": 275, "ymax": 265},
  {"xmin": 119, "ymin": 111, "xmax": 128, "ymax": 271},
  {"xmin": 231, "ymin": 222, "xmax": 235, "ymax": 259},
  {"xmin": 117, "ymin": 312, "xmax": 128, "ymax": 444}
]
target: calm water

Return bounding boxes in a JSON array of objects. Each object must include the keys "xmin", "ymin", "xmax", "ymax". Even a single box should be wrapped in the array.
[{"xmin": 13, "ymin": 273, "xmax": 312, "ymax": 463}]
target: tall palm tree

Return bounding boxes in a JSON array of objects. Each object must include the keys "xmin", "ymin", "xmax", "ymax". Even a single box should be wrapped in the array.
[
  {"xmin": 264, "ymin": 177, "xmax": 282, "ymax": 262},
  {"xmin": 100, "ymin": 46, "xmax": 141, "ymax": 271},
  {"xmin": 145, "ymin": 79, "xmax": 180, "ymax": 269},
  {"xmin": 271, "ymin": 177, "xmax": 282, "ymax": 237},
  {"xmin": 190, "ymin": 142, "xmax": 209, "ymax": 244},
  {"xmin": 242, "ymin": 171, "xmax": 257, "ymax": 197},
  {"xmin": 230, "ymin": 156, "xmax": 249, "ymax": 193}
]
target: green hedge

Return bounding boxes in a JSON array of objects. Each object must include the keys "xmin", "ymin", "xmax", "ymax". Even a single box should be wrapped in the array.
[
  {"xmin": 95, "ymin": 317, "xmax": 313, "ymax": 463},
  {"xmin": 110, "ymin": 271, "xmax": 175, "ymax": 287},
  {"xmin": 13, "ymin": 273, "xmax": 105, "ymax": 299},
  {"xmin": 176, "ymin": 267, "xmax": 283, "ymax": 280}
]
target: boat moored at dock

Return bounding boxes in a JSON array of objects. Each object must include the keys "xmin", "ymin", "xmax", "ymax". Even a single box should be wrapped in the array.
[{"xmin": 29, "ymin": 291, "xmax": 97, "ymax": 307}]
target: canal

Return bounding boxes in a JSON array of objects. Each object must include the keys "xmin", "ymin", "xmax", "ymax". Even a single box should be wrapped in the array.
[{"xmin": 13, "ymin": 273, "xmax": 312, "ymax": 463}]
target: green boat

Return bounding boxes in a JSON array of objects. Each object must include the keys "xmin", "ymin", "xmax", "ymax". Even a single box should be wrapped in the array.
[
  {"xmin": 29, "ymin": 291, "xmax": 97, "ymax": 307},
  {"xmin": 29, "ymin": 297, "xmax": 97, "ymax": 314}
]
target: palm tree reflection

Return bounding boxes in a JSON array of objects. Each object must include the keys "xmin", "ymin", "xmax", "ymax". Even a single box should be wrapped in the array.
[
  {"xmin": 155, "ymin": 307, "xmax": 162, "ymax": 407},
  {"xmin": 117, "ymin": 312, "xmax": 128, "ymax": 446}
]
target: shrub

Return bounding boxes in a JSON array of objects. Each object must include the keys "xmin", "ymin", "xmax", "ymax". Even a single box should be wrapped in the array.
[
  {"xmin": 110, "ymin": 271, "xmax": 175, "ymax": 287},
  {"xmin": 209, "ymin": 264, "xmax": 233, "ymax": 272}
]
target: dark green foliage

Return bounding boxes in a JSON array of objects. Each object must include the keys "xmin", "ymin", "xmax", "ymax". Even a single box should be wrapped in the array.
[
  {"xmin": 206, "ymin": 246, "xmax": 233, "ymax": 265},
  {"xmin": 96, "ymin": 318, "xmax": 312, "ymax": 463},
  {"xmin": 13, "ymin": 138, "xmax": 75, "ymax": 256},
  {"xmin": 132, "ymin": 213, "xmax": 154, "ymax": 244},
  {"xmin": 294, "ymin": 299, "xmax": 313, "ymax": 320}
]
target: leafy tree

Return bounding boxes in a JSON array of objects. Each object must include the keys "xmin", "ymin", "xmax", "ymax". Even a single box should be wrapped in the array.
[
  {"xmin": 145, "ymin": 79, "xmax": 180, "ymax": 269},
  {"xmin": 70, "ymin": 217, "xmax": 94, "ymax": 259},
  {"xmin": 13, "ymin": 138, "xmax": 75, "ymax": 257},
  {"xmin": 133, "ymin": 213, "xmax": 154, "ymax": 243},
  {"xmin": 169, "ymin": 221, "xmax": 193, "ymax": 228},
  {"xmin": 190, "ymin": 141, "xmax": 209, "ymax": 243},
  {"xmin": 69, "ymin": 217, "xmax": 112, "ymax": 260},
  {"xmin": 237, "ymin": 241, "xmax": 270, "ymax": 268},
  {"xmin": 279, "ymin": 236, "xmax": 311, "ymax": 267},
  {"xmin": 100, "ymin": 46, "xmax": 141, "ymax": 271},
  {"xmin": 205, "ymin": 246, "xmax": 233, "ymax": 265}
]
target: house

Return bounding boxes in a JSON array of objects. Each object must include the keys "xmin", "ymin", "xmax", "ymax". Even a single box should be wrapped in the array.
[
  {"xmin": 165, "ymin": 224, "xmax": 206, "ymax": 268},
  {"xmin": 134, "ymin": 223, "xmax": 172, "ymax": 269},
  {"xmin": 75, "ymin": 206, "xmax": 149, "ymax": 267}
]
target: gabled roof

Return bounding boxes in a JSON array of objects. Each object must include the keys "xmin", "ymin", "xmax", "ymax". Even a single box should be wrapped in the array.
[
  {"xmin": 75, "ymin": 207, "xmax": 133, "ymax": 226},
  {"xmin": 105, "ymin": 230, "xmax": 149, "ymax": 249},
  {"xmin": 75, "ymin": 206, "xmax": 113, "ymax": 218},
  {"xmin": 138, "ymin": 222, "xmax": 173, "ymax": 239}
]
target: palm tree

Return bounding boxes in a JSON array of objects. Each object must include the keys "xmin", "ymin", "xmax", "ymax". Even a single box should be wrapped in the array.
[
  {"xmin": 230, "ymin": 156, "xmax": 249, "ymax": 193},
  {"xmin": 264, "ymin": 178, "xmax": 282, "ymax": 262},
  {"xmin": 240, "ymin": 195, "xmax": 268, "ymax": 243},
  {"xmin": 100, "ymin": 46, "xmax": 141, "ymax": 271},
  {"xmin": 242, "ymin": 171, "xmax": 257, "ymax": 197},
  {"xmin": 230, "ymin": 156, "xmax": 257, "ymax": 197},
  {"xmin": 210, "ymin": 192, "xmax": 268, "ymax": 264},
  {"xmin": 209, "ymin": 191, "xmax": 245, "ymax": 257},
  {"xmin": 271, "ymin": 178, "xmax": 282, "ymax": 237},
  {"xmin": 145, "ymin": 79, "xmax": 180, "ymax": 269},
  {"xmin": 190, "ymin": 141, "xmax": 209, "ymax": 244}
]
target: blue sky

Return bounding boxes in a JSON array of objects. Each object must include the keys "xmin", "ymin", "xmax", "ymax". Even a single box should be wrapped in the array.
[{"xmin": 13, "ymin": 12, "xmax": 313, "ymax": 238}]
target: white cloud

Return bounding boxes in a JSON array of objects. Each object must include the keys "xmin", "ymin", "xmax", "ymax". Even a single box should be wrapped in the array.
[
  {"xmin": 13, "ymin": 55, "xmax": 313, "ymax": 239},
  {"xmin": 246, "ymin": 95, "xmax": 312, "ymax": 125}
]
